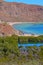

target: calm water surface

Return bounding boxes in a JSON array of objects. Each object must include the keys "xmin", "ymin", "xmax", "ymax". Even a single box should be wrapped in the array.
[
  {"xmin": 18, "ymin": 43, "xmax": 43, "ymax": 47},
  {"xmin": 13, "ymin": 23, "xmax": 43, "ymax": 46},
  {"xmin": 13, "ymin": 23, "xmax": 43, "ymax": 35}
]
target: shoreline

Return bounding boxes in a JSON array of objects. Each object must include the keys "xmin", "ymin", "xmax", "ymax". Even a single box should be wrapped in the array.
[
  {"xmin": 7, "ymin": 22, "xmax": 43, "ymax": 26},
  {"xmin": 0, "ymin": 21, "xmax": 43, "ymax": 37},
  {"xmin": 7, "ymin": 22, "xmax": 42, "ymax": 37}
]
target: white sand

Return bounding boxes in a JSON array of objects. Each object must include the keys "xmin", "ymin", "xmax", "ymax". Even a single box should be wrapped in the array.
[
  {"xmin": 7, "ymin": 22, "xmax": 40, "ymax": 37},
  {"xmin": 18, "ymin": 34, "xmax": 39, "ymax": 37},
  {"xmin": 0, "ymin": 21, "xmax": 41, "ymax": 37},
  {"xmin": 7, "ymin": 22, "xmax": 43, "ymax": 26},
  {"xmin": 7, "ymin": 22, "xmax": 25, "ymax": 25}
]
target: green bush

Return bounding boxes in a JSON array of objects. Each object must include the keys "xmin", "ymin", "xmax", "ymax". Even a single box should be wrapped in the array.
[{"xmin": 18, "ymin": 36, "xmax": 43, "ymax": 44}]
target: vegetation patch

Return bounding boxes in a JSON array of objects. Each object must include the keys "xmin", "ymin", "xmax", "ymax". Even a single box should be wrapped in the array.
[
  {"xmin": 0, "ymin": 35, "xmax": 43, "ymax": 65},
  {"xmin": 18, "ymin": 35, "xmax": 43, "ymax": 44}
]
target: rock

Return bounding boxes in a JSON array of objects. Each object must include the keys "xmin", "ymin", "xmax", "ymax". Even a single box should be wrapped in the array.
[{"xmin": 0, "ymin": 1, "xmax": 43, "ymax": 22}]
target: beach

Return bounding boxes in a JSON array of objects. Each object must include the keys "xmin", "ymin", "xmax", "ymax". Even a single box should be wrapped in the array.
[
  {"xmin": 7, "ymin": 22, "xmax": 43, "ymax": 26},
  {"xmin": 0, "ymin": 21, "xmax": 42, "ymax": 37},
  {"xmin": 7, "ymin": 22, "xmax": 40, "ymax": 37}
]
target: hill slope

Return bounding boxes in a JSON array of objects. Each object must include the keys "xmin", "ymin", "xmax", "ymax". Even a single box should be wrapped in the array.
[{"xmin": 0, "ymin": 1, "xmax": 43, "ymax": 22}]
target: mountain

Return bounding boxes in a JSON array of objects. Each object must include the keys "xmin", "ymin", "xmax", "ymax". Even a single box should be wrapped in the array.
[{"xmin": 0, "ymin": 1, "xmax": 43, "ymax": 22}]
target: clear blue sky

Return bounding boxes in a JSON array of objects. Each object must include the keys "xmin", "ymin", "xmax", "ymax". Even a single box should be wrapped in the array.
[{"xmin": 4, "ymin": 0, "xmax": 43, "ymax": 6}]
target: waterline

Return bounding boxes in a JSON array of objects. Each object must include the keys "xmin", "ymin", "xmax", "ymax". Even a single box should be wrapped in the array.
[
  {"xmin": 13, "ymin": 22, "xmax": 43, "ymax": 35},
  {"xmin": 18, "ymin": 43, "xmax": 43, "ymax": 47}
]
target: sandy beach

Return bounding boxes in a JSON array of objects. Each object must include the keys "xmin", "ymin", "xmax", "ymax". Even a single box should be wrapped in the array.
[
  {"xmin": 18, "ymin": 33, "xmax": 39, "ymax": 37},
  {"xmin": 7, "ymin": 22, "xmax": 43, "ymax": 26},
  {"xmin": 0, "ymin": 21, "xmax": 41, "ymax": 37},
  {"xmin": 7, "ymin": 22, "xmax": 35, "ymax": 26},
  {"xmin": 7, "ymin": 22, "xmax": 40, "ymax": 37}
]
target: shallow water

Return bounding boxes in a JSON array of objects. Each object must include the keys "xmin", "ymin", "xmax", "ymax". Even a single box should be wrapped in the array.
[
  {"xmin": 13, "ymin": 23, "xmax": 43, "ymax": 35},
  {"xmin": 18, "ymin": 43, "xmax": 43, "ymax": 47}
]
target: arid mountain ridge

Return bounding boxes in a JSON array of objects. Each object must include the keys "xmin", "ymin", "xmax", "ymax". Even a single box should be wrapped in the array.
[{"xmin": 0, "ymin": 0, "xmax": 43, "ymax": 22}]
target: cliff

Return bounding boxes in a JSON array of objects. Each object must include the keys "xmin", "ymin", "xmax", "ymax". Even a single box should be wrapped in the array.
[{"xmin": 0, "ymin": 1, "xmax": 43, "ymax": 22}]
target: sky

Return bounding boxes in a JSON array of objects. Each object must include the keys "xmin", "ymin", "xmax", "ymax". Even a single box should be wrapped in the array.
[{"xmin": 4, "ymin": 0, "xmax": 43, "ymax": 6}]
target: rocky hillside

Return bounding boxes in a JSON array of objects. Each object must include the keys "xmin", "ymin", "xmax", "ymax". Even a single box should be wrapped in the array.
[{"xmin": 0, "ymin": 1, "xmax": 43, "ymax": 22}]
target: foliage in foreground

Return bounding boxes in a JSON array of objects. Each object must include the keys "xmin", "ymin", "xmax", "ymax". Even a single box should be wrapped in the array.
[
  {"xmin": 0, "ymin": 35, "xmax": 19, "ymax": 58},
  {"xmin": 0, "ymin": 35, "xmax": 43, "ymax": 65},
  {"xmin": 18, "ymin": 35, "xmax": 43, "ymax": 43}
]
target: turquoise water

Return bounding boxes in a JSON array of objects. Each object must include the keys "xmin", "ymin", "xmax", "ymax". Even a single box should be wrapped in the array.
[
  {"xmin": 18, "ymin": 43, "xmax": 43, "ymax": 47},
  {"xmin": 13, "ymin": 23, "xmax": 43, "ymax": 47},
  {"xmin": 13, "ymin": 23, "xmax": 43, "ymax": 35}
]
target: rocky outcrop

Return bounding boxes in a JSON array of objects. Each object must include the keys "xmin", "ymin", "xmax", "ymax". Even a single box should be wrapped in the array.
[
  {"xmin": 0, "ymin": 23, "xmax": 15, "ymax": 36},
  {"xmin": 0, "ymin": 1, "xmax": 43, "ymax": 22}
]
